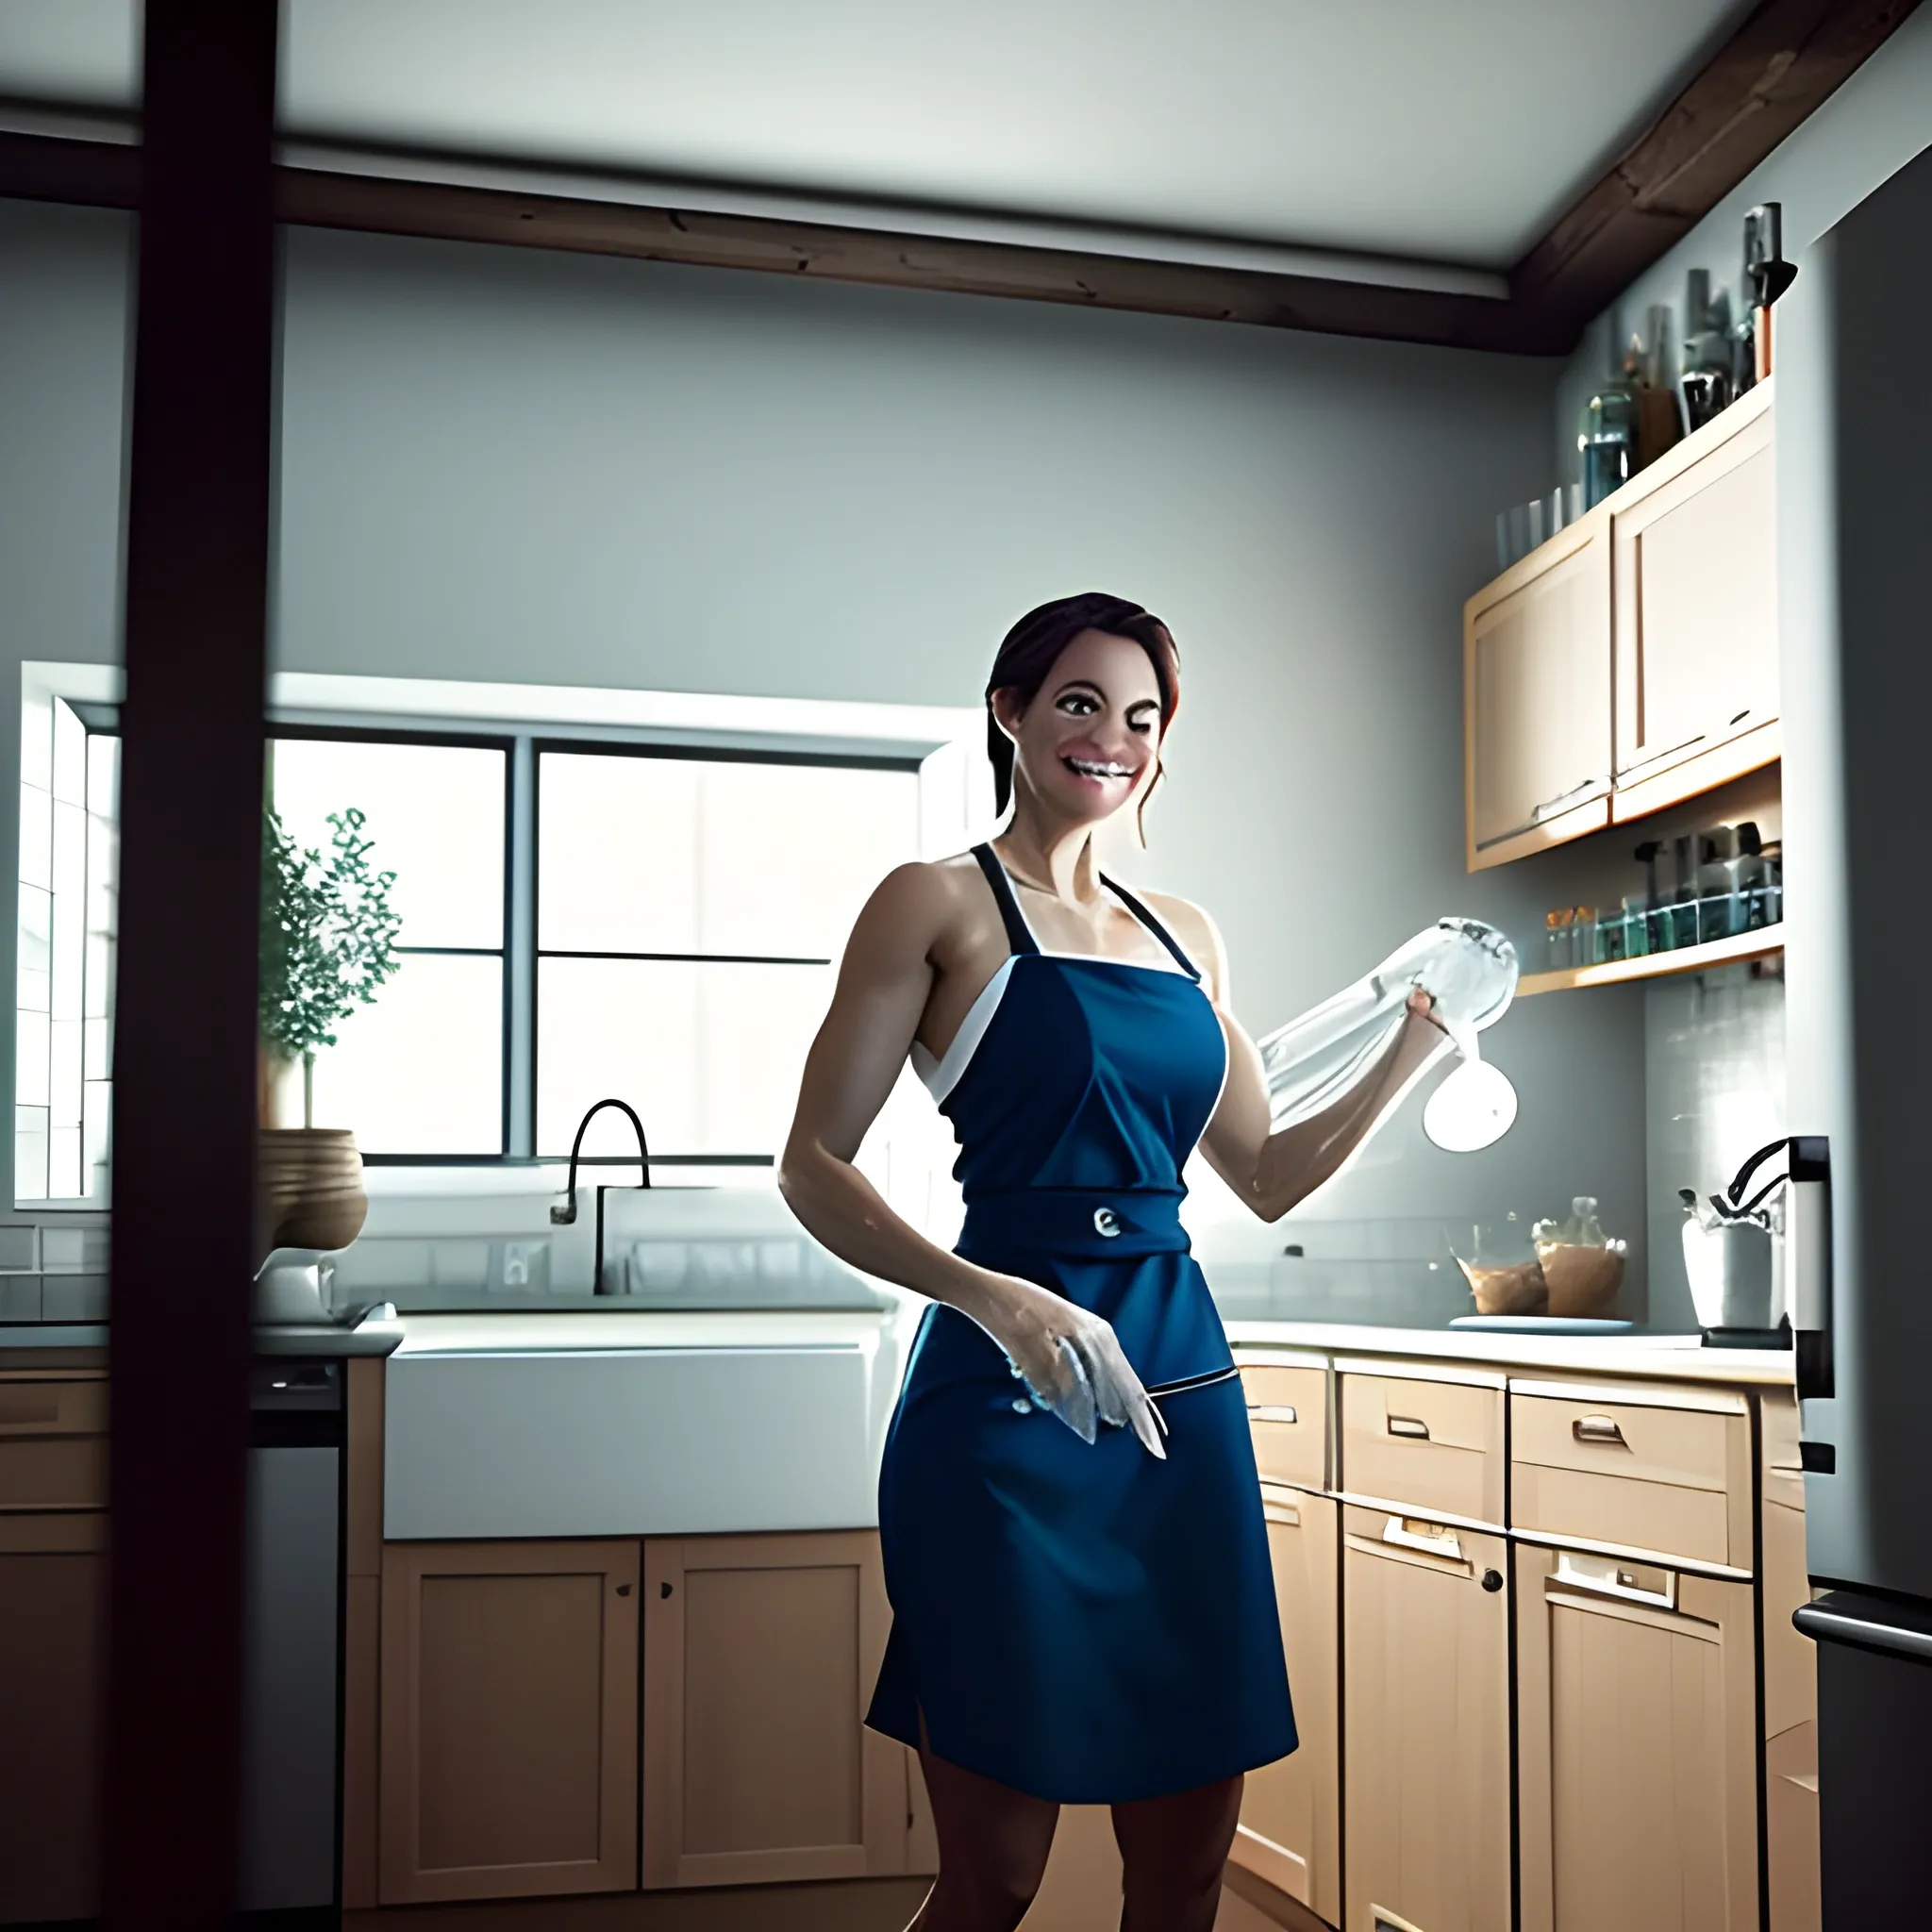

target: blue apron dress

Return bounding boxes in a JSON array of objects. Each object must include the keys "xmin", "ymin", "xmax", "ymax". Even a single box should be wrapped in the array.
[{"xmin": 865, "ymin": 844, "xmax": 1296, "ymax": 1803}]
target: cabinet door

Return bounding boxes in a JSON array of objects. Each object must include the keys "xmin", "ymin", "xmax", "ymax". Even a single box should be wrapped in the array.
[
  {"xmin": 1465, "ymin": 519, "xmax": 1612, "ymax": 870},
  {"xmin": 1235, "ymin": 1487, "xmax": 1340, "ymax": 1926},
  {"xmin": 0, "ymin": 1514, "xmax": 105, "ymax": 1924},
  {"xmin": 1610, "ymin": 397, "xmax": 1777, "ymax": 815},
  {"xmin": 642, "ymin": 1529, "xmax": 905, "ymax": 1889},
  {"xmin": 378, "ymin": 1539, "xmax": 640, "ymax": 1904},
  {"xmin": 1341, "ymin": 1507, "xmax": 1509, "ymax": 1932},
  {"xmin": 1516, "ymin": 1546, "xmax": 1757, "ymax": 1932}
]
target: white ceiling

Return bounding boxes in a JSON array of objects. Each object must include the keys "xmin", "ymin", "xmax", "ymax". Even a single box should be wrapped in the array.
[{"xmin": 0, "ymin": 0, "xmax": 1751, "ymax": 269}]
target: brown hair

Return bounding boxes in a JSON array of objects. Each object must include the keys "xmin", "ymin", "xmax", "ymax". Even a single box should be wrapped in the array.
[{"xmin": 984, "ymin": 591, "xmax": 1181, "ymax": 818}]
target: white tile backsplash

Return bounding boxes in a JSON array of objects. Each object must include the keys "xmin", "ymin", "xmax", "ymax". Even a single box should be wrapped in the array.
[{"xmin": 1645, "ymin": 961, "xmax": 1787, "ymax": 1331}]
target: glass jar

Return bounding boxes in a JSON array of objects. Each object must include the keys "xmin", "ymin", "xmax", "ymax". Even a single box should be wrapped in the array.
[
  {"xmin": 1621, "ymin": 893, "xmax": 1651, "ymax": 958},
  {"xmin": 1545, "ymin": 908, "xmax": 1573, "ymax": 972}
]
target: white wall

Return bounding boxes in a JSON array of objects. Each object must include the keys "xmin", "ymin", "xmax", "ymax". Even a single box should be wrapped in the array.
[
  {"xmin": 0, "ymin": 195, "xmax": 1654, "ymax": 1307},
  {"xmin": 1553, "ymin": 6, "xmax": 1932, "ymax": 481}
]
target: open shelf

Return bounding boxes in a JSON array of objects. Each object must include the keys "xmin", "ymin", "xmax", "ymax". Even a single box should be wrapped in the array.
[{"xmin": 1517, "ymin": 923, "xmax": 1784, "ymax": 996}]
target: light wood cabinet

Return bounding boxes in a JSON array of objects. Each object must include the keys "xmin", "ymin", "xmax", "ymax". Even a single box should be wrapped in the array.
[
  {"xmin": 1234, "ymin": 1485, "xmax": 1341, "ymax": 1926},
  {"xmin": 1339, "ymin": 1365, "xmax": 1506, "ymax": 1526},
  {"xmin": 1515, "ymin": 1544, "xmax": 1758, "ymax": 1932},
  {"xmin": 1464, "ymin": 518, "xmax": 1613, "ymax": 870},
  {"xmin": 641, "ymin": 1529, "xmax": 908, "ymax": 1889},
  {"xmin": 1610, "ymin": 386, "xmax": 1778, "ymax": 820},
  {"xmin": 1463, "ymin": 385, "xmax": 1777, "ymax": 868},
  {"xmin": 378, "ymin": 1538, "xmax": 640, "ymax": 1904},
  {"xmin": 0, "ymin": 1512, "xmax": 105, "ymax": 1924},
  {"xmin": 1341, "ymin": 1504, "xmax": 1510, "ymax": 1932},
  {"xmin": 1760, "ymin": 1389, "xmax": 1820, "ymax": 1932},
  {"xmin": 1510, "ymin": 1379, "xmax": 1753, "ymax": 1571}
]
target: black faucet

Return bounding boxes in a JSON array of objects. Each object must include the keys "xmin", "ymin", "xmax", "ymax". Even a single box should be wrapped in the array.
[{"xmin": 551, "ymin": 1098, "xmax": 652, "ymax": 1294}]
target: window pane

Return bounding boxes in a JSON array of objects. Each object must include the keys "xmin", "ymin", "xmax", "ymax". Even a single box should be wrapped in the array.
[
  {"xmin": 694, "ymin": 961, "xmax": 833, "ymax": 1154},
  {"xmin": 306, "ymin": 953, "xmax": 503, "ymax": 1154},
  {"xmin": 698, "ymin": 764, "xmax": 919, "ymax": 959},
  {"xmin": 538, "ymin": 754, "xmax": 698, "ymax": 954},
  {"xmin": 536, "ymin": 957, "xmax": 829, "ymax": 1158},
  {"xmin": 537, "ymin": 958, "xmax": 699, "ymax": 1157},
  {"xmin": 271, "ymin": 739, "xmax": 506, "ymax": 950}
]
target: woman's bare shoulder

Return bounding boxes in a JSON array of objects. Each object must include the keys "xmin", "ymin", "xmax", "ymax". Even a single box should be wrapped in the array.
[
  {"xmin": 1136, "ymin": 888, "xmax": 1229, "ymax": 996},
  {"xmin": 851, "ymin": 853, "xmax": 987, "ymax": 951}
]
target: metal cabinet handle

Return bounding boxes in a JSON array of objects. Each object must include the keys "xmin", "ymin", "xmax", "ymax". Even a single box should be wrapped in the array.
[
  {"xmin": 1248, "ymin": 1404, "xmax": 1299, "ymax": 1424},
  {"xmin": 1262, "ymin": 1498, "xmax": 1302, "ymax": 1528},
  {"xmin": 1727, "ymin": 708, "xmax": 1753, "ymax": 727},
  {"xmin": 1382, "ymin": 1517, "xmax": 1463, "ymax": 1562},
  {"xmin": 1530, "ymin": 776, "xmax": 1611, "ymax": 823},
  {"xmin": 1553, "ymin": 1551, "xmax": 1676, "ymax": 1611},
  {"xmin": 1573, "ymin": 1415, "xmax": 1626, "ymax": 1446},
  {"xmin": 658, "ymin": 1580, "xmax": 674, "ymax": 1600},
  {"xmin": 616, "ymin": 1583, "xmax": 632, "ymax": 1597},
  {"xmin": 1387, "ymin": 1414, "xmax": 1431, "ymax": 1441}
]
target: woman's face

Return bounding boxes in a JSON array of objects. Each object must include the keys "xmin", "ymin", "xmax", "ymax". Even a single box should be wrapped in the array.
[{"xmin": 992, "ymin": 627, "xmax": 1164, "ymax": 829}]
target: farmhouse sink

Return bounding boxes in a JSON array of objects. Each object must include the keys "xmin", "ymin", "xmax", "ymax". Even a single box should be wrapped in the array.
[{"xmin": 379, "ymin": 1307, "xmax": 910, "ymax": 1539}]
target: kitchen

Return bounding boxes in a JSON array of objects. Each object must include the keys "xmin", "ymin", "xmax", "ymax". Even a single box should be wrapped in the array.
[{"xmin": 1, "ymin": 3, "xmax": 1930, "ymax": 1927}]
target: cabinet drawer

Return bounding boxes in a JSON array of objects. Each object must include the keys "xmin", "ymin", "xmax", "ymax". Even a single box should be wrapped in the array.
[
  {"xmin": 1510, "ymin": 1384, "xmax": 1752, "ymax": 1570},
  {"xmin": 1241, "ymin": 1365, "xmax": 1326, "ymax": 1491},
  {"xmin": 1340, "ymin": 1370, "xmax": 1505, "ymax": 1526},
  {"xmin": 0, "ymin": 1436, "xmax": 108, "ymax": 1511},
  {"xmin": 0, "ymin": 1381, "xmax": 106, "ymax": 1437}
]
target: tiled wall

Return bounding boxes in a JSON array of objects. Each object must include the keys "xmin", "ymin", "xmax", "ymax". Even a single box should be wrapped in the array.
[
  {"xmin": 1644, "ymin": 961, "xmax": 1787, "ymax": 1332},
  {"xmin": 0, "ymin": 1212, "xmax": 111, "ymax": 1322}
]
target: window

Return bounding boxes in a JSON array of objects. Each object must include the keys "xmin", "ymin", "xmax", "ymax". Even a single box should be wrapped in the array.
[
  {"xmin": 16, "ymin": 694, "xmax": 116, "ymax": 1203},
  {"xmin": 268, "ymin": 734, "xmax": 509, "ymax": 1155},
  {"xmin": 535, "ymin": 749, "xmax": 920, "ymax": 1159},
  {"xmin": 18, "ymin": 707, "xmax": 928, "ymax": 1196}
]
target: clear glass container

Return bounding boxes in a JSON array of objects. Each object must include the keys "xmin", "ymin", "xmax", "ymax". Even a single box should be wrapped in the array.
[
  {"xmin": 1546, "ymin": 908, "xmax": 1573, "ymax": 972},
  {"xmin": 1256, "ymin": 917, "xmax": 1518, "ymax": 1132},
  {"xmin": 1621, "ymin": 893, "xmax": 1651, "ymax": 958},
  {"xmin": 1448, "ymin": 1212, "xmax": 1548, "ymax": 1317}
]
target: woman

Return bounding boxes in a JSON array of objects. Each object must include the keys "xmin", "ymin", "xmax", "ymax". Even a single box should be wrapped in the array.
[{"xmin": 779, "ymin": 591, "xmax": 1446, "ymax": 1932}]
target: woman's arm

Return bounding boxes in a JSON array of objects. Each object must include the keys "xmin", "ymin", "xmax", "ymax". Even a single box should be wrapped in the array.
[
  {"xmin": 1149, "ymin": 895, "xmax": 1447, "ymax": 1224},
  {"xmin": 779, "ymin": 863, "xmax": 1165, "ymax": 1455},
  {"xmin": 778, "ymin": 862, "xmax": 1001, "ymax": 1313}
]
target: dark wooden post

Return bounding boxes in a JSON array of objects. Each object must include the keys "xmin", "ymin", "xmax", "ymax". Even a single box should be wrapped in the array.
[{"xmin": 104, "ymin": 3, "xmax": 278, "ymax": 1924}]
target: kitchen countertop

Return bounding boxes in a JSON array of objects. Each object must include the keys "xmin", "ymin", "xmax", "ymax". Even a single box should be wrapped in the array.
[
  {"xmin": 1226, "ymin": 1319, "xmax": 1797, "ymax": 1388},
  {"xmin": 0, "ymin": 1318, "xmax": 407, "ymax": 1359},
  {"xmin": 388, "ymin": 1307, "xmax": 901, "ymax": 1355}
]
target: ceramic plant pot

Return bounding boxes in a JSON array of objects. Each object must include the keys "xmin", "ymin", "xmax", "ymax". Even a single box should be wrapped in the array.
[{"xmin": 257, "ymin": 1127, "xmax": 368, "ymax": 1260}]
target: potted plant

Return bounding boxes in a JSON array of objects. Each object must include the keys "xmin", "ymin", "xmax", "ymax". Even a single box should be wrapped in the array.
[{"xmin": 256, "ymin": 805, "xmax": 402, "ymax": 1258}]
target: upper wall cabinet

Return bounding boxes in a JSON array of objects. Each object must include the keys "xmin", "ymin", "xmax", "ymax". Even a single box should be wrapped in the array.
[
  {"xmin": 1610, "ymin": 388, "xmax": 1777, "ymax": 819},
  {"xmin": 1466, "ymin": 382, "xmax": 1776, "ymax": 872},
  {"xmin": 1465, "ymin": 520, "xmax": 1613, "ymax": 868}
]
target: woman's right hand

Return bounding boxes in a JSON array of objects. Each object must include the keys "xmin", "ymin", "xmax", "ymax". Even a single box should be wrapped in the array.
[{"xmin": 977, "ymin": 1274, "xmax": 1167, "ymax": 1458}]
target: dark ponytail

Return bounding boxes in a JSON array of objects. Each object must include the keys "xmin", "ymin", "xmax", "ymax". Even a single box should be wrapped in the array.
[{"xmin": 984, "ymin": 592, "xmax": 1181, "ymax": 816}]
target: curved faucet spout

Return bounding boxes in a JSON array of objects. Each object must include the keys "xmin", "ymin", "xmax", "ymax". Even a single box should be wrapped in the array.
[{"xmin": 550, "ymin": 1097, "xmax": 652, "ymax": 1226}]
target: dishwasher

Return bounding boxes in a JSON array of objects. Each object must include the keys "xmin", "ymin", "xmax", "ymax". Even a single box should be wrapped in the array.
[{"xmin": 238, "ymin": 1357, "xmax": 344, "ymax": 1924}]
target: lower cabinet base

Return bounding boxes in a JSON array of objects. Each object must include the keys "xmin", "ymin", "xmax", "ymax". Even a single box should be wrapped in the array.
[{"xmin": 344, "ymin": 1875, "xmax": 932, "ymax": 1931}]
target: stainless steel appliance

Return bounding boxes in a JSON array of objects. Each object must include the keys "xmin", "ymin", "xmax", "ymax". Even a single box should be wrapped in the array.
[
  {"xmin": 1777, "ymin": 140, "xmax": 1932, "ymax": 1921},
  {"xmin": 238, "ymin": 1358, "xmax": 343, "ymax": 1922}
]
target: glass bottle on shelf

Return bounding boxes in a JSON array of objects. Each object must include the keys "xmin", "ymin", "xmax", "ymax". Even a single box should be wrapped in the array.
[
  {"xmin": 1545, "ymin": 908, "xmax": 1574, "ymax": 972},
  {"xmin": 1572, "ymin": 906, "xmax": 1598, "ymax": 966},
  {"xmin": 1578, "ymin": 347, "xmax": 1641, "ymax": 509}
]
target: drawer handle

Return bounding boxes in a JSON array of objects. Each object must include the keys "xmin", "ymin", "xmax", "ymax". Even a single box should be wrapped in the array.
[
  {"xmin": 1249, "ymin": 1404, "xmax": 1299, "ymax": 1425},
  {"xmin": 1263, "ymin": 1498, "xmax": 1302, "ymax": 1528},
  {"xmin": 1553, "ymin": 1552, "xmax": 1676, "ymax": 1611},
  {"xmin": 1382, "ymin": 1517, "xmax": 1463, "ymax": 1562},
  {"xmin": 1387, "ymin": 1415, "xmax": 1431, "ymax": 1441},
  {"xmin": 1573, "ymin": 1415, "xmax": 1626, "ymax": 1446}
]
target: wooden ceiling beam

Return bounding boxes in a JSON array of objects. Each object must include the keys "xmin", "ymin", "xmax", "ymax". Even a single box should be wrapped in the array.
[
  {"xmin": 1509, "ymin": 0, "xmax": 1921, "ymax": 344},
  {"xmin": 0, "ymin": 0, "xmax": 1918, "ymax": 356}
]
